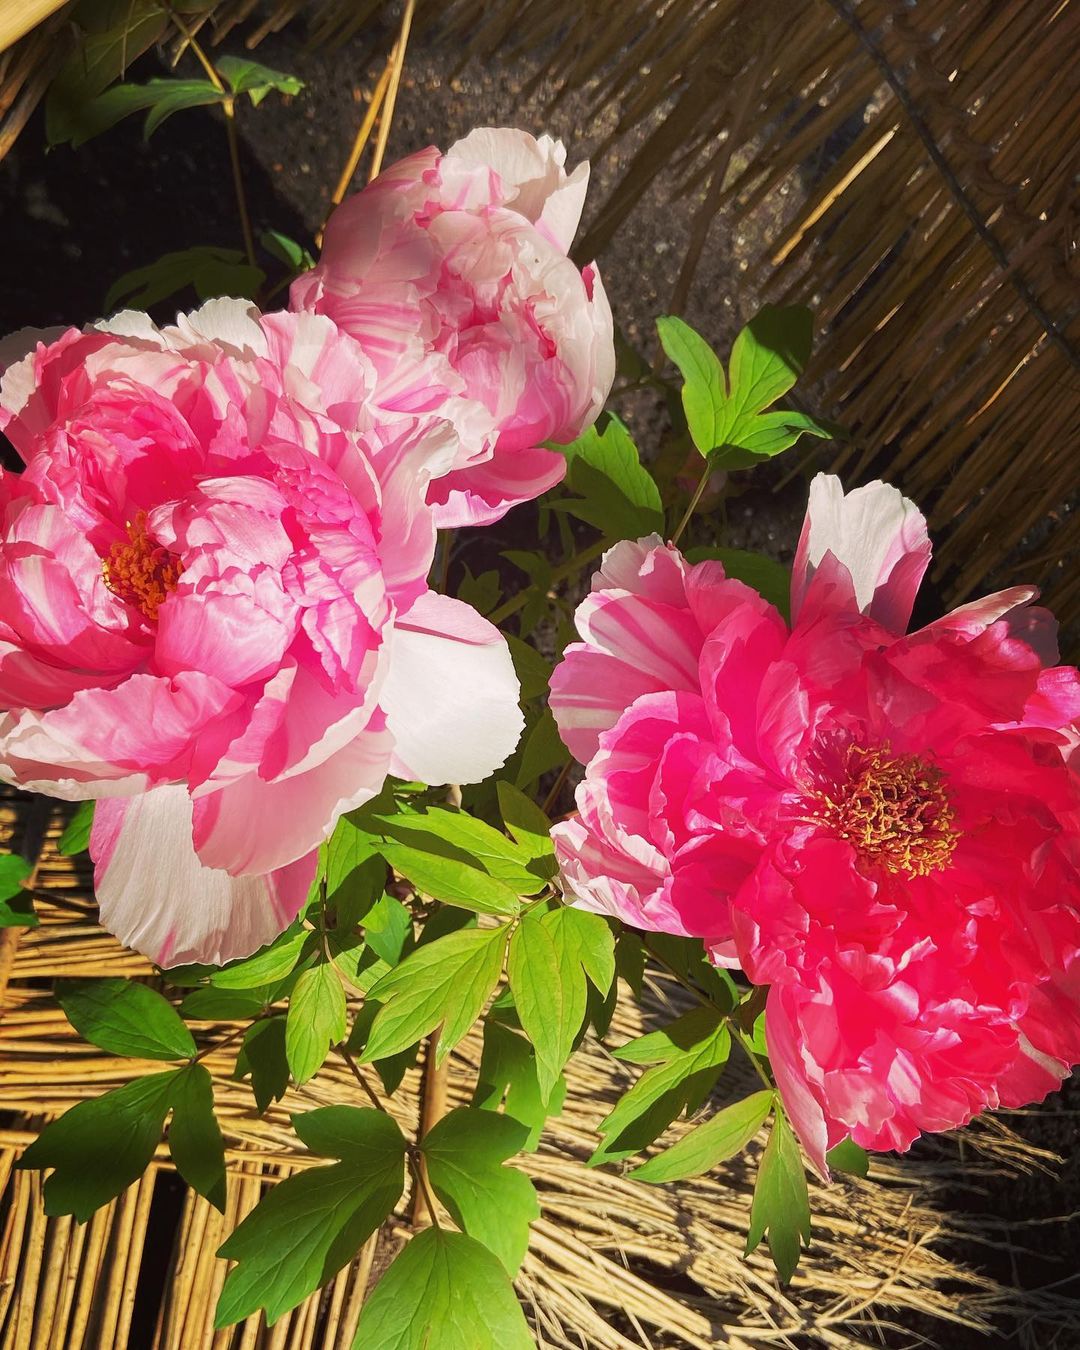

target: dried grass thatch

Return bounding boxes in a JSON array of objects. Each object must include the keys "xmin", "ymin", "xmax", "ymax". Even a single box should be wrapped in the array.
[
  {"xmin": 2, "ymin": 0, "xmax": 1078, "ymax": 632},
  {"xmin": 3, "ymin": 788, "xmax": 1080, "ymax": 1348}
]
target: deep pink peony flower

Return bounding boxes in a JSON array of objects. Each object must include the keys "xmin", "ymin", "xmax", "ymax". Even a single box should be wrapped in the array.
[
  {"xmin": 0, "ymin": 300, "xmax": 523, "ymax": 965},
  {"xmin": 549, "ymin": 474, "xmax": 1080, "ymax": 1171},
  {"xmin": 290, "ymin": 127, "xmax": 615, "ymax": 527}
]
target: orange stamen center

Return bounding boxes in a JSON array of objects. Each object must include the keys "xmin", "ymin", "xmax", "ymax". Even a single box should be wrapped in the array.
[
  {"xmin": 810, "ymin": 744, "xmax": 959, "ymax": 878},
  {"xmin": 102, "ymin": 512, "xmax": 183, "ymax": 622}
]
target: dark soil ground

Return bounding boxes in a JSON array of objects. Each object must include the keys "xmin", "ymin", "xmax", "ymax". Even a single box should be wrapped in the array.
[{"xmin": 1, "ymin": 12, "xmax": 1079, "ymax": 1348}]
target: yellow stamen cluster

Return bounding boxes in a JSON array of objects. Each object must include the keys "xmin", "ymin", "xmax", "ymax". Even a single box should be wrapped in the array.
[
  {"xmin": 102, "ymin": 512, "xmax": 183, "ymax": 622},
  {"xmin": 811, "ymin": 743, "xmax": 959, "ymax": 878}
]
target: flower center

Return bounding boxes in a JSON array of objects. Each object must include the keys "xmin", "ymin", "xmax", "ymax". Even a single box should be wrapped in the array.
[
  {"xmin": 810, "ymin": 744, "xmax": 959, "ymax": 878},
  {"xmin": 102, "ymin": 512, "xmax": 183, "ymax": 622}
]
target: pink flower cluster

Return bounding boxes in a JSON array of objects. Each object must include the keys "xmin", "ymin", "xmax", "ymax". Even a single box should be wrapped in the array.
[
  {"xmin": 0, "ymin": 129, "xmax": 612, "ymax": 966},
  {"xmin": 550, "ymin": 475, "xmax": 1080, "ymax": 1165}
]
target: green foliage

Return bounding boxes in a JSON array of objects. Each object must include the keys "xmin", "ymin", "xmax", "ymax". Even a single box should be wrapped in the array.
[
  {"xmin": 353, "ymin": 1228, "xmax": 534, "ymax": 1350},
  {"xmin": 514, "ymin": 709, "xmax": 568, "ymax": 792},
  {"xmin": 592, "ymin": 1006, "xmax": 731, "ymax": 1165},
  {"xmin": 555, "ymin": 416, "xmax": 664, "ymax": 539},
  {"xmin": 55, "ymin": 977, "xmax": 196, "ymax": 1060},
  {"xmin": 631, "ymin": 1089, "xmax": 774, "ymax": 1183},
  {"xmin": 285, "ymin": 963, "xmax": 348, "ymax": 1085},
  {"xmin": 826, "ymin": 1137, "xmax": 870, "ymax": 1178},
  {"xmin": 104, "ymin": 247, "xmax": 264, "ymax": 313},
  {"xmin": 18, "ymin": 1073, "xmax": 177, "ymax": 1220},
  {"xmin": 167, "ymin": 1063, "xmax": 227, "ymax": 1211},
  {"xmin": 496, "ymin": 782, "xmax": 557, "ymax": 877},
  {"xmin": 45, "ymin": 0, "xmax": 170, "ymax": 146},
  {"xmin": 216, "ymin": 1108, "xmax": 407, "ymax": 1327},
  {"xmin": 421, "ymin": 1108, "xmax": 539, "ymax": 1274},
  {"xmin": 198, "ymin": 929, "xmax": 307, "ymax": 989},
  {"xmin": 260, "ymin": 229, "xmax": 315, "ymax": 272},
  {"xmin": 377, "ymin": 841, "xmax": 522, "ymax": 917},
  {"xmin": 361, "ymin": 927, "xmax": 507, "ymax": 1065},
  {"xmin": 216, "ymin": 56, "xmax": 303, "ymax": 106},
  {"xmin": 508, "ymin": 907, "xmax": 613, "ymax": 1102},
  {"xmin": 233, "ymin": 1017, "xmax": 290, "ymax": 1112},
  {"xmin": 657, "ymin": 309, "xmax": 842, "ymax": 468},
  {"xmin": 58, "ymin": 801, "xmax": 95, "ymax": 856},
  {"xmin": 0, "ymin": 853, "xmax": 36, "ymax": 927},
  {"xmin": 473, "ymin": 1020, "xmax": 565, "ymax": 1150},
  {"xmin": 746, "ymin": 1108, "xmax": 812, "ymax": 1283},
  {"xmin": 64, "ymin": 78, "xmax": 226, "ymax": 149},
  {"xmin": 374, "ymin": 807, "xmax": 545, "ymax": 895}
]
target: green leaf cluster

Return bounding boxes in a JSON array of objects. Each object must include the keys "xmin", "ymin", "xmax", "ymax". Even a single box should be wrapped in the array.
[
  {"xmin": 555, "ymin": 416, "xmax": 663, "ymax": 539},
  {"xmin": 658, "ymin": 308, "xmax": 843, "ymax": 468},
  {"xmin": 19, "ymin": 979, "xmax": 226, "ymax": 1217}
]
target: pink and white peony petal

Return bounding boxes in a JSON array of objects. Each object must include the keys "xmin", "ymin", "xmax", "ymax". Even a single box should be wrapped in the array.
[
  {"xmin": 380, "ymin": 591, "xmax": 523, "ymax": 785},
  {"xmin": 164, "ymin": 298, "xmax": 269, "ymax": 359},
  {"xmin": 918, "ymin": 586, "xmax": 1040, "ymax": 642},
  {"xmin": 259, "ymin": 310, "xmax": 378, "ymax": 428},
  {"xmin": 428, "ymin": 446, "xmax": 567, "ymax": 528},
  {"xmin": 0, "ymin": 671, "xmax": 241, "ymax": 796},
  {"xmin": 91, "ymin": 786, "xmax": 315, "ymax": 967},
  {"xmin": 192, "ymin": 715, "xmax": 394, "ymax": 875},
  {"xmin": 93, "ymin": 310, "xmax": 165, "ymax": 344},
  {"xmin": 765, "ymin": 989, "xmax": 833, "ymax": 1179},
  {"xmin": 0, "ymin": 326, "xmax": 70, "ymax": 421},
  {"xmin": 550, "ymin": 543, "xmax": 705, "ymax": 764},
  {"xmin": 792, "ymin": 474, "xmax": 931, "ymax": 631},
  {"xmin": 446, "ymin": 128, "xmax": 589, "ymax": 252}
]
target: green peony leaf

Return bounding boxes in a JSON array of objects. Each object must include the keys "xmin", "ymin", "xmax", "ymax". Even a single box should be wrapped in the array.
[
  {"xmin": 746, "ymin": 1108, "xmax": 812, "ymax": 1283},
  {"xmin": 473, "ymin": 1020, "xmax": 565, "ymax": 1151},
  {"xmin": 217, "ymin": 56, "xmax": 303, "ymax": 106},
  {"xmin": 421, "ymin": 1108, "xmax": 540, "ymax": 1275},
  {"xmin": 216, "ymin": 1107, "xmax": 406, "ymax": 1327},
  {"xmin": 507, "ymin": 907, "xmax": 610, "ymax": 1102},
  {"xmin": 496, "ymin": 782, "xmax": 556, "ymax": 874},
  {"xmin": 555, "ymin": 416, "xmax": 664, "ymax": 540},
  {"xmin": 104, "ymin": 245, "xmax": 264, "ymax": 313},
  {"xmin": 361, "ymin": 927, "xmax": 507, "ymax": 1065},
  {"xmin": 167, "ymin": 1063, "xmax": 226, "ymax": 1211},
  {"xmin": 593, "ymin": 1006, "xmax": 731, "ymax": 1165},
  {"xmin": 285, "ymin": 963, "xmax": 348, "ymax": 1085},
  {"xmin": 825, "ymin": 1137, "xmax": 870, "ymax": 1178},
  {"xmin": 58, "ymin": 801, "xmax": 94, "ymax": 856},
  {"xmin": 17, "ymin": 1072, "xmax": 178, "ymax": 1220},
  {"xmin": 374, "ymin": 807, "xmax": 544, "ymax": 895},
  {"xmin": 0, "ymin": 853, "xmax": 35, "ymax": 927},
  {"xmin": 233, "ymin": 1017, "xmax": 290, "ymax": 1113},
  {"xmin": 378, "ymin": 840, "xmax": 521, "ymax": 916},
  {"xmin": 353, "ymin": 1228, "xmax": 534, "ymax": 1350},
  {"xmin": 656, "ymin": 315, "xmax": 729, "ymax": 457},
  {"xmin": 205, "ymin": 929, "xmax": 307, "ymax": 989},
  {"xmin": 631, "ymin": 1089, "xmax": 774, "ymax": 1183},
  {"xmin": 55, "ymin": 978, "xmax": 196, "ymax": 1061}
]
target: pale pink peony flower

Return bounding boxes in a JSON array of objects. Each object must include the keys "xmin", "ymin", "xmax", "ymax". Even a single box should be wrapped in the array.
[
  {"xmin": 0, "ymin": 300, "xmax": 523, "ymax": 966},
  {"xmin": 549, "ymin": 474, "xmax": 1080, "ymax": 1172},
  {"xmin": 291, "ymin": 127, "xmax": 615, "ymax": 527}
]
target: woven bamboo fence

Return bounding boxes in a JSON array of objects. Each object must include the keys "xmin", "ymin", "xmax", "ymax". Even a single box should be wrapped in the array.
[{"xmin": 2, "ymin": 789, "xmax": 1080, "ymax": 1347}]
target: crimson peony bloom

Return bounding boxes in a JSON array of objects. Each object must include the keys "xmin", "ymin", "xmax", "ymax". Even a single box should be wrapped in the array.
[
  {"xmin": 0, "ymin": 301, "xmax": 522, "ymax": 965},
  {"xmin": 549, "ymin": 474, "xmax": 1080, "ymax": 1171},
  {"xmin": 291, "ymin": 127, "xmax": 615, "ymax": 527}
]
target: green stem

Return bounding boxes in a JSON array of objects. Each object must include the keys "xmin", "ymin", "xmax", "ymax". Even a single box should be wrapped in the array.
[
  {"xmin": 641, "ymin": 937, "xmax": 774, "ymax": 1090},
  {"xmin": 669, "ymin": 462, "xmax": 712, "ymax": 548},
  {"xmin": 339, "ymin": 1044, "xmax": 391, "ymax": 1113},
  {"xmin": 169, "ymin": 8, "xmax": 256, "ymax": 266},
  {"xmin": 487, "ymin": 537, "xmax": 607, "ymax": 627}
]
